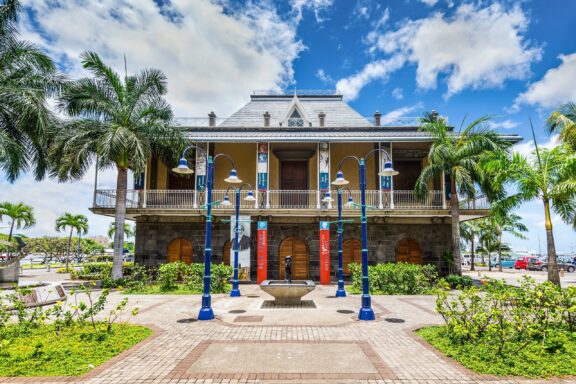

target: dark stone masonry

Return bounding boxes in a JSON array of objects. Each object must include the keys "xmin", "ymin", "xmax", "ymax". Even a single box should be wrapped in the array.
[{"xmin": 135, "ymin": 216, "xmax": 453, "ymax": 279}]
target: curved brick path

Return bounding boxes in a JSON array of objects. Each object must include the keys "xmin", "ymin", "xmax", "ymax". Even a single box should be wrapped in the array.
[{"xmin": 0, "ymin": 284, "xmax": 572, "ymax": 384}]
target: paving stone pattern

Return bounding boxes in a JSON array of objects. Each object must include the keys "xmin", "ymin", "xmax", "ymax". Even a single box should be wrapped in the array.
[{"xmin": 0, "ymin": 285, "xmax": 573, "ymax": 384}]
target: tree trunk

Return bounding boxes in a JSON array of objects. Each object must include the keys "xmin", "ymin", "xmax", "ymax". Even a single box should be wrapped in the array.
[
  {"xmin": 450, "ymin": 179, "xmax": 462, "ymax": 275},
  {"xmin": 66, "ymin": 228, "xmax": 73, "ymax": 272},
  {"xmin": 544, "ymin": 199, "xmax": 560, "ymax": 286},
  {"xmin": 112, "ymin": 167, "xmax": 128, "ymax": 279},
  {"xmin": 497, "ymin": 231, "xmax": 503, "ymax": 272},
  {"xmin": 470, "ymin": 238, "xmax": 475, "ymax": 271},
  {"xmin": 7, "ymin": 220, "xmax": 14, "ymax": 257}
]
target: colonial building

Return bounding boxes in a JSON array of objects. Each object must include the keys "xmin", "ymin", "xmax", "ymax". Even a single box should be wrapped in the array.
[{"xmin": 91, "ymin": 91, "xmax": 521, "ymax": 280}]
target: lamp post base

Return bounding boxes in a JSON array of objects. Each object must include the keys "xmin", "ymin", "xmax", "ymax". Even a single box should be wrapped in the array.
[
  {"xmin": 358, "ymin": 307, "xmax": 375, "ymax": 321},
  {"xmin": 230, "ymin": 288, "xmax": 241, "ymax": 297},
  {"xmin": 335, "ymin": 287, "xmax": 347, "ymax": 297},
  {"xmin": 198, "ymin": 307, "xmax": 215, "ymax": 321}
]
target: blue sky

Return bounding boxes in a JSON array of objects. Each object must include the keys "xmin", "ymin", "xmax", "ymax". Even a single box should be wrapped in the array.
[{"xmin": 2, "ymin": 0, "xmax": 575, "ymax": 253}]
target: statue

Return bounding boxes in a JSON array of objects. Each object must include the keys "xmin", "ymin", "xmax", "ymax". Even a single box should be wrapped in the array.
[{"xmin": 285, "ymin": 255, "xmax": 292, "ymax": 283}]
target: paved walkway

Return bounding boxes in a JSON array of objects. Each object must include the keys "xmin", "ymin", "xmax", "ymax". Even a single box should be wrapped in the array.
[{"xmin": 2, "ymin": 275, "xmax": 574, "ymax": 383}]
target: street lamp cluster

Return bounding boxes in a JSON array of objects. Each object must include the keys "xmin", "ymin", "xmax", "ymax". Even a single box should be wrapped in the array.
[{"xmin": 173, "ymin": 144, "xmax": 397, "ymax": 322}]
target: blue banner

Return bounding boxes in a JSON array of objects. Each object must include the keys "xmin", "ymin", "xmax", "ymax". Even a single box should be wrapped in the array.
[
  {"xmin": 258, "ymin": 221, "xmax": 268, "ymax": 230},
  {"xmin": 196, "ymin": 175, "xmax": 206, "ymax": 191},
  {"xmin": 380, "ymin": 175, "xmax": 391, "ymax": 191},
  {"xmin": 319, "ymin": 172, "xmax": 329, "ymax": 191},
  {"xmin": 134, "ymin": 172, "xmax": 145, "ymax": 190},
  {"xmin": 257, "ymin": 172, "xmax": 267, "ymax": 191}
]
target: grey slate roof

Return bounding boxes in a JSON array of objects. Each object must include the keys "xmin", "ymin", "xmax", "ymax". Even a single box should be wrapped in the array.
[{"xmin": 219, "ymin": 95, "xmax": 372, "ymax": 128}]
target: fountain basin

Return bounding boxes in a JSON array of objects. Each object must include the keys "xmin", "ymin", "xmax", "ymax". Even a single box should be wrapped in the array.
[{"xmin": 260, "ymin": 280, "xmax": 315, "ymax": 306}]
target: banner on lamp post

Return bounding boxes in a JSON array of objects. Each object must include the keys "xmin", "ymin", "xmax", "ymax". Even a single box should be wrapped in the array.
[
  {"xmin": 257, "ymin": 221, "xmax": 268, "ymax": 283},
  {"xmin": 319, "ymin": 221, "xmax": 330, "ymax": 285}
]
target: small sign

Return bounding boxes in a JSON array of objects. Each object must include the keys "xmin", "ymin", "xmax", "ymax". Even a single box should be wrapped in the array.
[
  {"xmin": 257, "ymin": 172, "xmax": 267, "ymax": 191},
  {"xmin": 134, "ymin": 172, "xmax": 145, "ymax": 190},
  {"xmin": 196, "ymin": 175, "xmax": 206, "ymax": 191},
  {"xmin": 319, "ymin": 172, "xmax": 329, "ymax": 192},
  {"xmin": 257, "ymin": 221, "xmax": 268, "ymax": 283},
  {"xmin": 380, "ymin": 175, "xmax": 391, "ymax": 191},
  {"xmin": 319, "ymin": 221, "xmax": 330, "ymax": 285}
]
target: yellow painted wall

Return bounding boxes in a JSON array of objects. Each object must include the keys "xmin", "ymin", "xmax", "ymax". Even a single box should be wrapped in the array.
[
  {"xmin": 212, "ymin": 143, "xmax": 256, "ymax": 190},
  {"xmin": 330, "ymin": 143, "xmax": 377, "ymax": 190},
  {"xmin": 269, "ymin": 149, "xmax": 279, "ymax": 190},
  {"xmin": 309, "ymin": 149, "xmax": 318, "ymax": 190},
  {"xmin": 157, "ymin": 159, "xmax": 168, "ymax": 189}
]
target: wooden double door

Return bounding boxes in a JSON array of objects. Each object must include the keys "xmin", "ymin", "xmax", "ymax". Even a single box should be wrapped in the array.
[
  {"xmin": 395, "ymin": 239, "xmax": 422, "ymax": 264},
  {"xmin": 278, "ymin": 236, "xmax": 309, "ymax": 280},
  {"xmin": 280, "ymin": 161, "xmax": 308, "ymax": 208},
  {"xmin": 342, "ymin": 239, "xmax": 362, "ymax": 274},
  {"xmin": 167, "ymin": 238, "xmax": 194, "ymax": 264}
]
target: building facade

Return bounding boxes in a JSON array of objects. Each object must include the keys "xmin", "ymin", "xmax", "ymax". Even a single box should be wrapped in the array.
[{"xmin": 91, "ymin": 91, "xmax": 519, "ymax": 280}]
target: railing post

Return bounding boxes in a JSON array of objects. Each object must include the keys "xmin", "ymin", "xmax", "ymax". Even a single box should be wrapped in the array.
[{"xmin": 93, "ymin": 157, "xmax": 99, "ymax": 207}]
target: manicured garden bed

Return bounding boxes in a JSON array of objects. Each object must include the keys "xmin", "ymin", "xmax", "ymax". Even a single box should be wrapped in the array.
[
  {"xmin": 123, "ymin": 283, "xmax": 230, "ymax": 295},
  {"xmin": 0, "ymin": 323, "xmax": 152, "ymax": 377}
]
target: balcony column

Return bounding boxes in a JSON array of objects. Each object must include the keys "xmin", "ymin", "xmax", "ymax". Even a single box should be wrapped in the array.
[
  {"xmin": 194, "ymin": 142, "xmax": 208, "ymax": 208},
  {"xmin": 257, "ymin": 142, "xmax": 270, "ymax": 208},
  {"xmin": 143, "ymin": 157, "xmax": 148, "ymax": 208},
  {"xmin": 379, "ymin": 143, "xmax": 393, "ymax": 209},
  {"xmin": 318, "ymin": 142, "xmax": 330, "ymax": 209}
]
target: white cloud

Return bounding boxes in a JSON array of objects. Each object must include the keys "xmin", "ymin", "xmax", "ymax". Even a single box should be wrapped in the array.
[
  {"xmin": 515, "ymin": 53, "xmax": 576, "ymax": 109},
  {"xmin": 489, "ymin": 119, "xmax": 520, "ymax": 130},
  {"xmin": 336, "ymin": 56, "xmax": 406, "ymax": 100},
  {"xmin": 391, "ymin": 87, "xmax": 403, "ymax": 100},
  {"xmin": 419, "ymin": 0, "xmax": 439, "ymax": 6},
  {"xmin": 316, "ymin": 68, "xmax": 334, "ymax": 84},
  {"xmin": 19, "ymin": 0, "xmax": 305, "ymax": 116},
  {"xmin": 381, "ymin": 103, "xmax": 423, "ymax": 125},
  {"xmin": 292, "ymin": 0, "xmax": 334, "ymax": 23},
  {"xmin": 513, "ymin": 135, "xmax": 559, "ymax": 157},
  {"xmin": 338, "ymin": 3, "xmax": 541, "ymax": 100}
]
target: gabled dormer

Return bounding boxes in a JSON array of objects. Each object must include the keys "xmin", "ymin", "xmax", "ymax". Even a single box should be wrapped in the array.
[{"xmin": 282, "ymin": 95, "xmax": 309, "ymax": 127}]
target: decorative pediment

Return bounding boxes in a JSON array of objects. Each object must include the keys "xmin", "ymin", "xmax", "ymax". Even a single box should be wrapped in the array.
[{"xmin": 281, "ymin": 95, "xmax": 309, "ymax": 127}]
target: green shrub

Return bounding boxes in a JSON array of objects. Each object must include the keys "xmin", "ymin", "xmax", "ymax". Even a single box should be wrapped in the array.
[
  {"xmin": 349, "ymin": 262, "xmax": 438, "ymax": 295},
  {"xmin": 442, "ymin": 274, "xmax": 474, "ymax": 289},
  {"xmin": 55, "ymin": 267, "xmax": 68, "ymax": 274},
  {"xmin": 157, "ymin": 262, "xmax": 232, "ymax": 293},
  {"xmin": 70, "ymin": 262, "xmax": 135, "ymax": 280},
  {"xmin": 158, "ymin": 262, "xmax": 185, "ymax": 291}
]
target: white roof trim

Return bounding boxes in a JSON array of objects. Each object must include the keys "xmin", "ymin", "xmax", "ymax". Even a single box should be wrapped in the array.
[{"xmin": 281, "ymin": 95, "xmax": 309, "ymax": 127}]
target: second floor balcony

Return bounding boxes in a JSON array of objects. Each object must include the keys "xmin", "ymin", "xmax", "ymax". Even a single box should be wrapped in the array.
[{"xmin": 93, "ymin": 189, "xmax": 489, "ymax": 213}]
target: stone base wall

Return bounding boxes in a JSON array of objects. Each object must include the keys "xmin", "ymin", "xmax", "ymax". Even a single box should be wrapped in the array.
[{"xmin": 135, "ymin": 218, "xmax": 453, "ymax": 279}]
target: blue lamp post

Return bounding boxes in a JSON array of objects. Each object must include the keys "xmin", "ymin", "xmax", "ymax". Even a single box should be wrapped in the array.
[
  {"xmin": 332, "ymin": 150, "xmax": 398, "ymax": 320},
  {"xmin": 222, "ymin": 184, "xmax": 256, "ymax": 297},
  {"xmin": 172, "ymin": 145, "xmax": 242, "ymax": 320},
  {"xmin": 322, "ymin": 188, "xmax": 354, "ymax": 298}
]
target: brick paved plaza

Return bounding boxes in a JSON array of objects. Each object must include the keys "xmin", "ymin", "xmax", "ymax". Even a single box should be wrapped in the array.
[{"xmin": 1, "ymin": 281, "xmax": 573, "ymax": 384}]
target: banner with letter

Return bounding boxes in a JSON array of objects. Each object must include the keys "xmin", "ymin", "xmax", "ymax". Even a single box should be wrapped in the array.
[
  {"xmin": 319, "ymin": 221, "xmax": 330, "ymax": 285},
  {"xmin": 257, "ymin": 221, "xmax": 268, "ymax": 283},
  {"xmin": 195, "ymin": 142, "xmax": 207, "ymax": 191},
  {"xmin": 380, "ymin": 143, "xmax": 392, "ymax": 191},
  {"xmin": 318, "ymin": 142, "xmax": 330, "ymax": 192},
  {"xmin": 257, "ymin": 143, "xmax": 268, "ymax": 192}
]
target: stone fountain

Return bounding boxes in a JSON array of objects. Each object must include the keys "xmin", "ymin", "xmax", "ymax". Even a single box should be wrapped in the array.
[{"xmin": 260, "ymin": 256, "xmax": 315, "ymax": 306}]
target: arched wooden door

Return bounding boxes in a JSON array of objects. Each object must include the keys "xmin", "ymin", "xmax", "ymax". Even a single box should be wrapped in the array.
[
  {"xmin": 223, "ymin": 240, "xmax": 231, "ymax": 265},
  {"xmin": 342, "ymin": 239, "xmax": 362, "ymax": 274},
  {"xmin": 395, "ymin": 239, "xmax": 422, "ymax": 264},
  {"xmin": 278, "ymin": 236, "xmax": 309, "ymax": 280},
  {"xmin": 167, "ymin": 238, "xmax": 193, "ymax": 264}
]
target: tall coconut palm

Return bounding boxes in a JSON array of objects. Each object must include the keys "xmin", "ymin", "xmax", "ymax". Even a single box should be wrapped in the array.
[
  {"xmin": 55, "ymin": 213, "xmax": 88, "ymax": 271},
  {"xmin": 0, "ymin": 0, "xmax": 65, "ymax": 181},
  {"xmin": 107, "ymin": 222, "xmax": 134, "ymax": 239},
  {"xmin": 0, "ymin": 201, "xmax": 35, "ymax": 242},
  {"xmin": 547, "ymin": 102, "xmax": 576, "ymax": 151},
  {"xmin": 489, "ymin": 211, "xmax": 527, "ymax": 272},
  {"xmin": 415, "ymin": 113, "xmax": 511, "ymax": 275},
  {"xmin": 488, "ymin": 140, "xmax": 576, "ymax": 285},
  {"xmin": 460, "ymin": 220, "xmax": 481, "ymax": 271},
  {"xmin": 50, "ymin": 52, "xmax": 184, "ymax": 279}
]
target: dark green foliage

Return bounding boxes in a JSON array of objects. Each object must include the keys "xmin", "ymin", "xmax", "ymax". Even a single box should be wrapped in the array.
[
  {"xmin": 348, "ymin": 262, "xmax": 438, "ymax": 295},
  {"xmin": 148, "ymin": 262, "xmax": 232, "ymax": 294},
  {"xmin": 420, "ymin": 277, "xmax": 576, "ymax": 377},
  {"xmin": 70, "ymin": 262, "xmax": 135, "ymax": 280},
  {"xmin": 441, "ymin": 274, "xmax": 474, "ymax": 289}
]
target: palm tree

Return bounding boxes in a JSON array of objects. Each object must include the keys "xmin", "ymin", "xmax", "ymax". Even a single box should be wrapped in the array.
[
  {"xmin": 0, "ymin": 0, "xmax": 65, "ymax": 181},
  {"xmin": 0, "ymin": 201, "xmax": 35, "ymax": 257},
  {"xmin": 50, "ymin": 52, "xmax": 184, "ymax": 279},
  {"xmin": 415, "ymin": 113, "xmax": 511, "ymax": 275},
  {"xmin": 547, "ymin": 102, "xmax": 576, "ymax": 150},
  {"xmin": 107, "ymin": 222, "xmax": 134, "ymax": 239},
  {"xmin": 489, "ymin": 211, "xmax": 527, "ymax": 272},
  {"xmin": 55, "ymin": 213, "xmax": 88, "ymax": 272},
  {"xmin": 489, "ymin": 140, "xmax": 576, "ymax": 285},
  {"xmin": 460, "ymin": 220, "xmax": 481, "ymax": 271}
]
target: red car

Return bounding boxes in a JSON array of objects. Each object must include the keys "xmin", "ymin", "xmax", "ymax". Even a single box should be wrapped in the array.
[{"xmin": 514, "ymin": 256, "xmax": 538, "ymax": 269}]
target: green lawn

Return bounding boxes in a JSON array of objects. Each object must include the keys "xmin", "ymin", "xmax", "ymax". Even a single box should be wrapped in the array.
[
  {"xmin": 416, "ymin": 325, "xmax": 576, "ymax": 378},
  {"xmin": 0, "ymin": 323, "xmax": 152, "ymax": 377}
]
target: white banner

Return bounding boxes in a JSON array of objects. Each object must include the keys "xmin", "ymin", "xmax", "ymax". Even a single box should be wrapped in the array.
[{"xmin": 230, "ymin": 215, "xmax": 251, "ymax": 280}]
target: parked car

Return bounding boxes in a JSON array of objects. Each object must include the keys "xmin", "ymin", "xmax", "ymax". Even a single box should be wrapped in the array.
[
  {"xmin": 490, "ymin": 256, "xmax": 516, "ymax": 268},
  {"xmin": 514, "ymin": 256, "xmax": 539, "ymax": 269},
  {"xmin": 527, "ymin": 257, "xmax": 575, "ymax": 272}
]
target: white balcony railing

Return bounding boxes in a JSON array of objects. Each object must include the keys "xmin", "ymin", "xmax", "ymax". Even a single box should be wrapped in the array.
[{"xmin": 94, "ymin": 189, "xmax": 459, "ymax": 210}]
